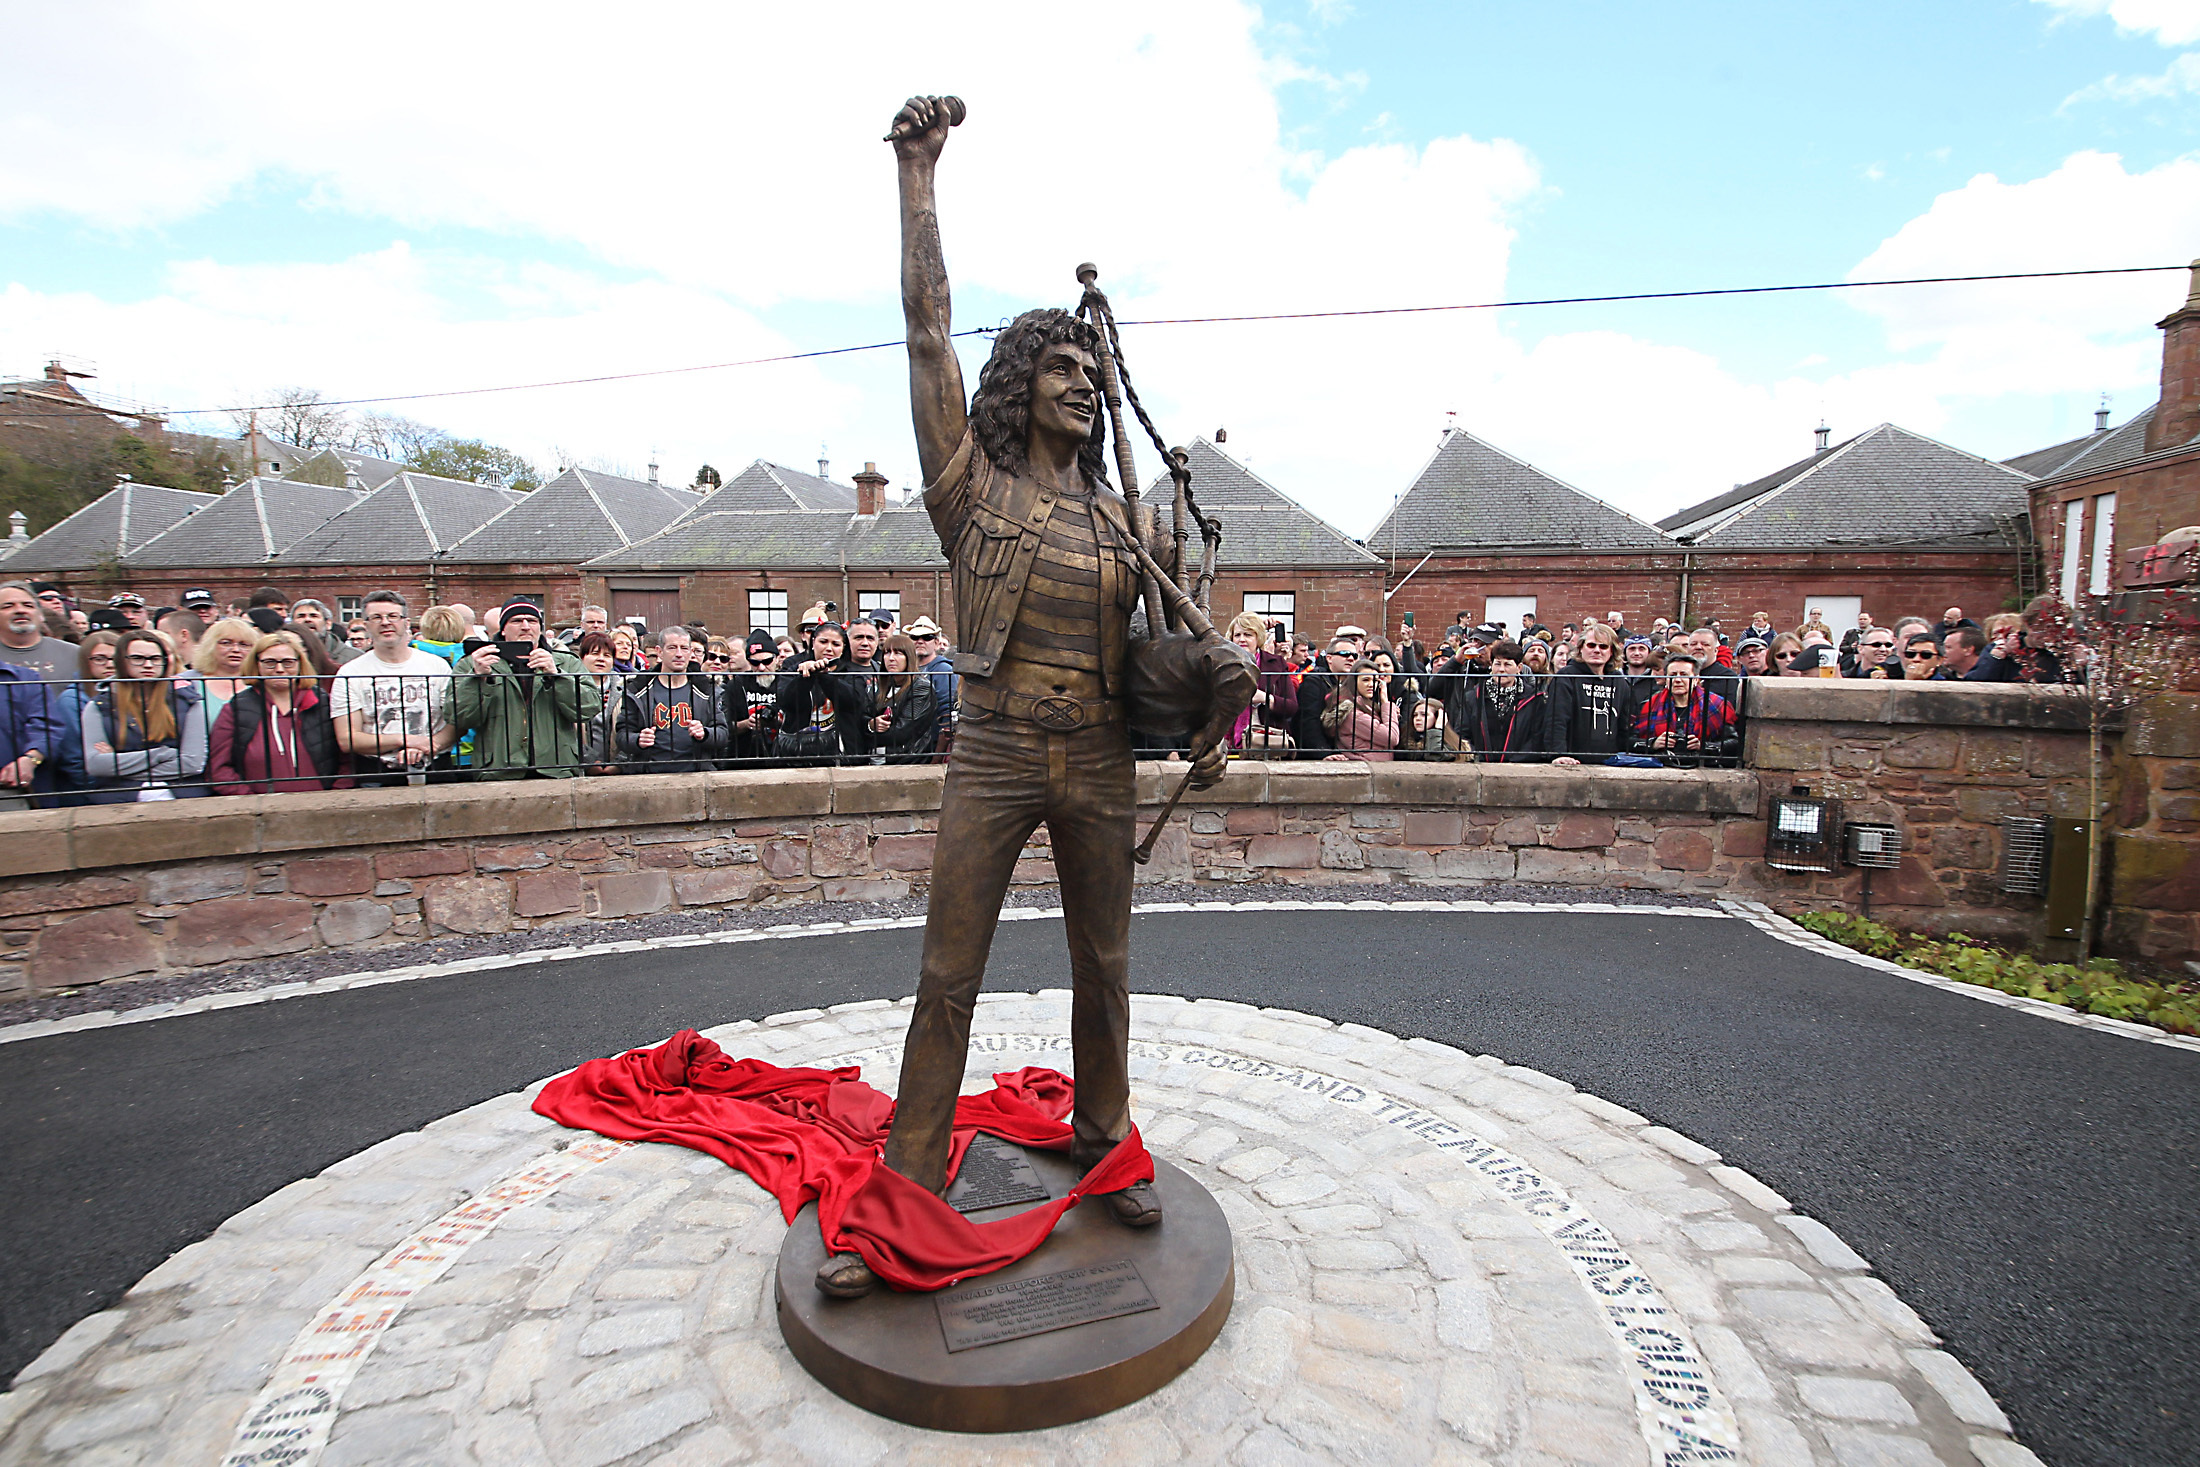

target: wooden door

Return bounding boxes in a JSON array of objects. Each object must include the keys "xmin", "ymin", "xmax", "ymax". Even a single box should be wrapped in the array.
[{"xmin": 611, "ymin": 589, "xmax": 684, "ymax": 633}]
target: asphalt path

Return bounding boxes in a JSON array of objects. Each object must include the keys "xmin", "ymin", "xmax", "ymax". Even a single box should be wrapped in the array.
[{"xmin": 2, "ymin": 910, "xmax": 2193, "ymax": 1466}]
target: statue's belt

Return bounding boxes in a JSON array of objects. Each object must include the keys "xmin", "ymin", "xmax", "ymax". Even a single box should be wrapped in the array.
[{"xmin": 960, "ymin": 681, "xmax": 1124, "ymax": 730}]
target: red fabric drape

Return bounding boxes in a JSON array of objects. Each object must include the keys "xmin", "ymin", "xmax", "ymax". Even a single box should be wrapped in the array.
[{"xmin": 531, "ymin": 1029, "xmax": 1153, "ymax": 1292}]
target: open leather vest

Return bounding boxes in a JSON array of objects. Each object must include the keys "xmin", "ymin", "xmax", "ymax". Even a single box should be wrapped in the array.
[{"xmin": 924, "ymin": 431, "xmax": 1139, "ymax": 699}]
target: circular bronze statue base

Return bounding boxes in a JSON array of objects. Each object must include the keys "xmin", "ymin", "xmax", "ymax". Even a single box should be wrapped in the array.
[{"xmin": 775, "ymin": 1143, "xmax": 1233, "ymax": 1433}]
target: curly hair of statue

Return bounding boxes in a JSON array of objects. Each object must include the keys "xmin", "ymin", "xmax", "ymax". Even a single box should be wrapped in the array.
[{"xmin": 969, "ymin": 307, "xmax": 1113, "ymax": 486}]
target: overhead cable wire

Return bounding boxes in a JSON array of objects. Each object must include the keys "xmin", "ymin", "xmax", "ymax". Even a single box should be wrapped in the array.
[{"xmin": 5, "ymin": 263, "xmax": 2188, "ymax": 422}]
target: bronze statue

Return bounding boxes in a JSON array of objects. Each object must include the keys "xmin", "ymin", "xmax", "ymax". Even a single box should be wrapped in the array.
[{"xmin": 815, "ymin": 96, "xmax": 1232, "ymax": 1298}]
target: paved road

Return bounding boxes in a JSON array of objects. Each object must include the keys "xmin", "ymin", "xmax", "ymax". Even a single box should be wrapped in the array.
[{"xmin": 3, "ymin": 910, "xmax": 2193, "ymax": 1467}]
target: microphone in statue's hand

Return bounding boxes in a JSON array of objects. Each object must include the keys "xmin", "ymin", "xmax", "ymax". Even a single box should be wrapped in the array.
[{"xmin": 884, "ymin": 95, "xmax": 967, "ymax": 142}]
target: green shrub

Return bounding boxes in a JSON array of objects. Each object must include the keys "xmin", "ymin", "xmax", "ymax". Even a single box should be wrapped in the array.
[{"xmin": 1793, "ymin": 910, "xmax": 2196, "ymax": 1036}]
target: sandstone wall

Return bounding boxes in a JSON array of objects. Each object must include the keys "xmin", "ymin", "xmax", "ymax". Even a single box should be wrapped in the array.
[{"xmin": 1, "ymin": 684, "xmax": 2192, "ymax": 998}]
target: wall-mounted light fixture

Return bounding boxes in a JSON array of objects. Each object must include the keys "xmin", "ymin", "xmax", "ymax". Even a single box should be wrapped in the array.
[
  {"xmin": 1842, "ymin": 823, "xmax": 1903, "ymax": 870},
  {"xmin": 1766, "ymin": 787, "xmax": 1837, "ymax": 873}
]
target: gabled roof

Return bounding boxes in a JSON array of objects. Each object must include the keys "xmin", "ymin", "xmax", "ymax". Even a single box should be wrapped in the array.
[
  {"xmin": 2001, "ymin": 428, "xmax": 2105, "ymax": 480},
  {"xmin": 123, "ymin": 477, "xmax": 362, "ymax": 567},
  {"xmin": 0, "ymin": 482, "xmax": 219, "ymax": 573},
  {"xmin": 1173, "ymin": 439, "xmax": 1379, "ymax": 566},
  {"xmin": 689, "ymin": 460, "xmax": 859, "ymax": 514},
  {"xmin": 1657, "ymin": 436, "xmax": 1863, "ymax": 538},
  {"xmin": 1368, "ymin": 428, "xmax": 1670, "ymax": 557},
  {"xmin": 445, "ymin": 467, "xmax": 700, "ymax": 563},
  {"xmin": 2011, "ymin": 407, "xmax": 2176, "ymax": 487},
  {"xmin": 586, "ymin": 505, "xmax": 946, "ymax": 570},
  {"xmin": 1668, "ymin": 424, "xmax": 2033, "ymax": 550},
  {"xmin": 278, "ymin": 446, "xmax": 409, "ymax": 490},
  {"xmin": 270, "ymin": 472, "xmax": 520, "ymax": 566}
]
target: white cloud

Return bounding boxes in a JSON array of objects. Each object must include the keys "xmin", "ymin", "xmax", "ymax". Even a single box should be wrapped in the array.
[
  {"xmin": 4, "ymin": 5, "xmax": 2197, "ymax": 541},
  {"xmin": 2033, "ymin": 0, "xmax": 2200, "ymax": 46},
  {"xmin": 2063, "ymin": 48, "xmax": 2200, "ymax": 103}
]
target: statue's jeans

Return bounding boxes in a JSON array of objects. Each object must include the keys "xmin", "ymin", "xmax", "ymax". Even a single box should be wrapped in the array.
[{"xmin": 881, "ymin": 709, "xmax": 1136, "ymax": 1191}]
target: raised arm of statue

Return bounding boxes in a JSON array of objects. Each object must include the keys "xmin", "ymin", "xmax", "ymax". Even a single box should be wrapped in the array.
[{"xmin": 889, "ymin": 95, "xmax": 968, "ymax": 490}]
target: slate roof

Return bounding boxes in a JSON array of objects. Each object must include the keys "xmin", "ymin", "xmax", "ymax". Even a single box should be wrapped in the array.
[
  {"xmin": 444, "ymin": 468, "xmax": 700, "ymax": 563},
  {"xmin": 0, "ymin": 482, "xmax": 220, "ymax": 573},
  {"xmin": 2006, "ymin": 407, "xmax": 2181, "ymax": 487},
  {"xmin": 124, "ymin": 478, "xmax": 363, "ymax": 567},
  {"xmin": 271, "ymin": 473, "xmax": 523, "ymax": 566},
  {"xmin": 585, "ymin": 505, "xmax": 946, "ymax": 570},
  {"xmin": 690, "ymin": 460, "xmax": 859, "ymax": 514},
  {"xmin": 277, "ymin": 446, "xmax": 408, "ymax": 489},
  {"xmin": 1172, "ymin": 439, "xmax": 1379, "ymax": 566},
  {"xmin": 1656, "ymin": 437, "xmax": 1861, "ymax": 538},
  {"xmin": 1367, "ymin": 428, "xmax": 1670, "ymax": 557},
  {"xmin": 1664, "ymin": 424, "xmax": 2034, "ymax": 550}
]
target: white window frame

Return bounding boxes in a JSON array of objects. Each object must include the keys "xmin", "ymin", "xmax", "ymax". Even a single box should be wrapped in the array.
[
  {"xmin": 337, "ymin": 596, "xmax": 363, "ymax": 622},
  {"xmin": 1242, "ymin": 592, "xmax": 1295, "ymax": 638},
  {"xmin": 749, "ymin": 589, "xmax": 789, "ymax": 636},
  {"xmin": 857, "ymin": 590, "xmax": 901, "ymax": 626},
  {"xmin": 2060, "ymin": 499, "xmax": 2086, "ymax": 605},
  {"xmin": 2087, "ymin": 492, "xmax": 2117, "ymax": 597},
  {"xmin": 1485, "ymin": 596, "xmax": 1539, "ymax": 636}
]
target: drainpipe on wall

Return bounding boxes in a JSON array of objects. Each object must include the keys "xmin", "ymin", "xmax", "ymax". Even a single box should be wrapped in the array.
[
  {"xmin": 840, "ymin": 548, "xmax": 850, "ymax": 623},
  {"xmin": 1677, "ymin": 553, "xmax": 1694, "ymax": 626}
]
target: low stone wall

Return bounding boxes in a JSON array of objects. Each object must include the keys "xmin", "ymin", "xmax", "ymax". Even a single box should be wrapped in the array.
[
  {"xmin": 1, "ymin": 682, "xmax": 2191, "ymax": 997},
  {"xmin": 1741, "ymin": 681, "xmax": 2199, "ymax": 960},
  {"xmin": 0, "ymin": 763, "xmax": 1759, "ymax": 996}
]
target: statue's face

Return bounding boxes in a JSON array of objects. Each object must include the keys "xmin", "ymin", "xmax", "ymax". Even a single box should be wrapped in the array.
[{"xmin": 1028, "ymin": 341, "xmax": 1098, "ymax": 447}]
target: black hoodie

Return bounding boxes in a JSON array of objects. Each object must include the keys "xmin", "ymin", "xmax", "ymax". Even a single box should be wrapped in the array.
[
  {"xmin": 616, "ymin": 674, "xmax": 727, "ymax": 772},
  {"xmin": 1543, "ymin": 666, "xmax": 1638, "ymax": 759}
]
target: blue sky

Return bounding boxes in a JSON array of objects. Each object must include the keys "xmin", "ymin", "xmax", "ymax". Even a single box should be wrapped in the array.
[{"xmin": 4, "ymin": 1, "xmax": 2197, "ymax": 531}]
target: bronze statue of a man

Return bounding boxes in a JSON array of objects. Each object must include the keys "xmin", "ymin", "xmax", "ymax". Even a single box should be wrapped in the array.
[{"xmin": 816, "ymin": 96, "xmax": 1225, "ymax": 1298}]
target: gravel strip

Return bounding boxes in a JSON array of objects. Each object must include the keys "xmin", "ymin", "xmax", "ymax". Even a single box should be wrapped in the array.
[{"xmin": 1, "ymin": 880, "xmax": 1720, "ymax": 1025}]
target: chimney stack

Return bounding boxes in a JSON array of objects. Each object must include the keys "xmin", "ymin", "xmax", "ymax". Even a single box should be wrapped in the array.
[
  {"xmin": 1814, "ymin": 421, "xmax": 1830, "ymax": 453},
  {"xmin": 2145, "ymin": 257, "xmax": 2200, "ymax": 454},
  {"xmin": 853, "ymin": 461, "xmax": 888, "ymax": 517}
]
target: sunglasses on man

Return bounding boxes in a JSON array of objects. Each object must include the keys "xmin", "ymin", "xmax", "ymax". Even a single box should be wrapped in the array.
[{"xmin": 1902, "ymin": 649, "xmax": 1939, "ymax": 661}]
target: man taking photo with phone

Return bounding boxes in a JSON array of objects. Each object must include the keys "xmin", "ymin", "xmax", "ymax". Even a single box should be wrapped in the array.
[{"xmin": 452, "ymin": 599, "xmax": 600, "ymax": 779}]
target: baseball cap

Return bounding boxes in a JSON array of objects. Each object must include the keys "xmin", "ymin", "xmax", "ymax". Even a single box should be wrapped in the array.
[
  {"xmin": 182, "ymin": 588, "xmax": 216, "ymax": 608},
  {"xmin": 1333, "ymin": 624, "xmax": 1367, "ymax": 639},
  {"xmin": 1735, "ymin": 636, "xmax": 1768, "ymax": 653},
  {"xmin": 1469, "ymin": 622, "xmax": 1503, "ymax": 643},
  {"xmin": 108, "ymin": 592, "xmax": 146, "ymax": 609},
  {"xmin": 905, "ymin": 615, "xmax": 942, "ymax": 638}
]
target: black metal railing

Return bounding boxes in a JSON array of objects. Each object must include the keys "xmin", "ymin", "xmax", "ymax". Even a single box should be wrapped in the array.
[{"xmin": 0, "ymin": 665, "xmax": 1749, "ymax": 807}]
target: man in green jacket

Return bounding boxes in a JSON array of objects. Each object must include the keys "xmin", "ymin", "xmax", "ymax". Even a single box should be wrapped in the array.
[{"xmin": 449, "ymin": 599, "xmax": 600, "ymax": 779}]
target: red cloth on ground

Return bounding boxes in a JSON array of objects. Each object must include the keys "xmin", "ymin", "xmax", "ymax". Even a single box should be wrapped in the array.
[{"xmin": 532, "ymin": 1029, "xmax": 1153, "ymax": 1292}]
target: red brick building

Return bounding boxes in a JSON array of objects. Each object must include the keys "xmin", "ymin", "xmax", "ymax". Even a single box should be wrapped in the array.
[
  {"xmin": 2020, "ymin": 260, "xmax": 2200, "ymax": 599},
  {"xmin": 583, "ymin": 441, "xmax": 1382, "ymax": 643},
  {"xmin": 1656, "ymin": 424, "xmax": 2033, "ymax": 634},
  {"xmin": 1370, "ymin": 428, "xmax": 1683, "ymax": 639}
]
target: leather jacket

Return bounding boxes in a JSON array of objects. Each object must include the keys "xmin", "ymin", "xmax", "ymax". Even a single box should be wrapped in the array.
[{"xmin": 924, "ymin": 431, "xmax": 1144, "ymax": 694}]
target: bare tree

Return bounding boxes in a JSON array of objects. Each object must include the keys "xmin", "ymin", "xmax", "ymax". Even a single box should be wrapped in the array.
[
  {"xmin": 349, "ymin": 411, "xmax": 444, "ymax": 462},
  {"xmin": 252, "ymin": 387, "xmax": 348, "ymax": 450}
]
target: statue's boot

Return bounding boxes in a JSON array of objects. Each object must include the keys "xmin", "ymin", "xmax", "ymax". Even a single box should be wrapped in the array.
[
  {"xmin": 815, "ymin": 1251, "xmax": 876, "ymax": 1298},
  {"xmin": 1102, "ymin": 1179, "xmax": 1163, "ymax": 1228}
]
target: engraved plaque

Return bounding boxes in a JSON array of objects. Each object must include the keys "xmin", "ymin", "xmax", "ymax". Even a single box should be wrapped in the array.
[
  {"xmin": 943, "ymin": 1132, "xmax": 1052, "ymax": 1214},
  {"xmin": 935, "ymin": 1260, "xmax": 1160, "ymax": 1352}
]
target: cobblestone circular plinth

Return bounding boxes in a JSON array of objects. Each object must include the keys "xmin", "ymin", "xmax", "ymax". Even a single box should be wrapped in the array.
[{"xmin": 2, "ymin": 988, "xmax": 2039, "ymax": 1467}]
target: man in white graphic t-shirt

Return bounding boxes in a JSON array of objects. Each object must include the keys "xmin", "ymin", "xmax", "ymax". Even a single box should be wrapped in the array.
[{"xmin": 330, "ymin": 588, "xmax": 456, "ymax": 785}]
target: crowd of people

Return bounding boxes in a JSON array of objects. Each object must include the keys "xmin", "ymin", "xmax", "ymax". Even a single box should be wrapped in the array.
[{"xmin": 0, "ymin": 577, "xmax": 2085, "ymax": 805}]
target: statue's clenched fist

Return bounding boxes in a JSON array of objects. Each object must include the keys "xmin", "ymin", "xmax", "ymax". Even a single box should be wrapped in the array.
[{"xmin": 885, "ymin": 94, "xmax": 966, "ymax": 159}]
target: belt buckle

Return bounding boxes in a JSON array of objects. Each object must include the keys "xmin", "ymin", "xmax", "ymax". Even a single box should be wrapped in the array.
[{"xmin": 1032, "ymin": 694, "xmax": 1085, "ymax": 730}]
